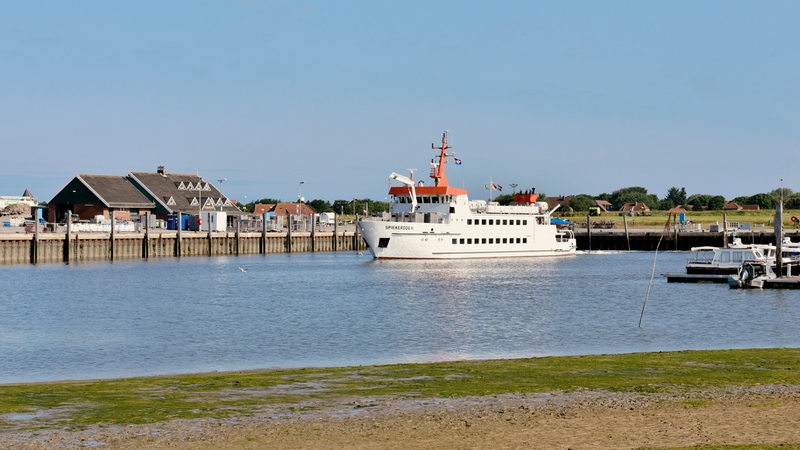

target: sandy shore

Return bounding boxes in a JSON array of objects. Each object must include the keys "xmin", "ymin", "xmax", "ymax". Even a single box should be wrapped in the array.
[{"xmin": 3, "ymin": 384, "xmax": 800, "ymax": 449}]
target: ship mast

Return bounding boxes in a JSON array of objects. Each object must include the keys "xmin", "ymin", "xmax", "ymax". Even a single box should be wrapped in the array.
[{"xmin": 430, "ymin": 131, "xmax": 455, "ymax": 187}]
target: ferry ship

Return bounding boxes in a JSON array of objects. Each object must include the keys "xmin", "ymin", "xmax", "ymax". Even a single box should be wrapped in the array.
[{"xmin": 356, "ymin": 131, "xmax": 577, "ymax": 259}]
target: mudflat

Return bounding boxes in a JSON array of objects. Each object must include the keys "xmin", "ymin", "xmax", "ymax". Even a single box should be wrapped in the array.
[{"xmin": 5, "ymin": 385, "xmax": 800, "ymax": 449}]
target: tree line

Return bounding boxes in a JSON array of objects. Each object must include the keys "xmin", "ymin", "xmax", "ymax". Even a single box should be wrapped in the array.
[
  {"xmin": 554, "ymin": 186, "xmax": 798, "ymax": 213},
  {"xmin": 241, "ymin": 186, "xmax": 798, "ymax": 215}
]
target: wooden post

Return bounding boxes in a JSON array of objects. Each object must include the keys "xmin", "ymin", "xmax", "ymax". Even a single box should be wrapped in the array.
[
  {"xmin": 207, "ymin": 219, "xmax": 213, "ymax": 257},
  {"xmin": 674, "ymin": 218, "xmax": 679, "ymax": 251},
  {"xmin": 586, "ymin": 215, "xmax": 592, "ymax": 251},
  {"xmin": 261, "ymin": 212, "xmax": 267, "ymax": 254},
  {"xmin": 333, "ymin": 215, "xmax": 338, "ymax": 252},
  {"xmin": 31, "ymin": 212, "xmax": 39, "ymax": 265},
  {"xmin": 65, "ymin": 210, "xmax": 72, "ymax": 263},
  {"xmin": 287, "ymin": 215, "xmax": 293, "ymax": 253},
  {"xmin": 722, "ymin": 212, "xmax": 728, "ymax": 248},
  {"xmin": 176, "ymin": 213, "xmax": 182, "ymax": 257},
  {"xmin": 353, "ymin": 217, "xmax": 360, "ymax": 251},
  {"xmin": 235, "ymin": 218, "xmax": 240, "ymax": 256},
  {"xmin": 310, "ymin": 214, "xmax": 316, "ymax": 252},
  {"xmin": 110, "ymin": 209, "xmax": 115, "ymax": 262},
  {"xmin": 143, "ymin": 212, "xmax": 150, "ymax": 260},
  {"xmin": 623, "ymin": 214, "xmax": 630, "ymax": 251}
]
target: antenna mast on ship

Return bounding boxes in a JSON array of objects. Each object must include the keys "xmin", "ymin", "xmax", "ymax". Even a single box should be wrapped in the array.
[{"xmin": 430, "ymin": 130, "xmax": 455, "ymax": 187}]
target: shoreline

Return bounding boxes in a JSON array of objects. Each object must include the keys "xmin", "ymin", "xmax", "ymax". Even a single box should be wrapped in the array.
[
  {"xmin": 5, "ymin": 385, "xmax": 800, "ymax": 449},
  {"xmin": 2, "ymin": 348, "xmax": 799, "ymax": 448}
]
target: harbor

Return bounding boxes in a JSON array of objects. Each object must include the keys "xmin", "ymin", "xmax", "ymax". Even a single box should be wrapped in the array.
[{"xmin": 3, "ymin": 251, "xmax": 799, "ymax": 385}]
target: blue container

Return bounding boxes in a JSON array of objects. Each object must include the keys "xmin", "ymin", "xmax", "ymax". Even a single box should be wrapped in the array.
[{"xmin": 166, "ymin": 215, "xmax": 178, "ymax": 230}]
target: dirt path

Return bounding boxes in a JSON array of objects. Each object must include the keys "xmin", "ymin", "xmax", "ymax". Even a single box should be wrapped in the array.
[{"xmin": 4, "ymin": 386, "xmax": 800, "ymax": 449}]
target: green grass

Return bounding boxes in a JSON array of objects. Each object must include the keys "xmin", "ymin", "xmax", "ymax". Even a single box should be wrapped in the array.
[
  {"xmin": 562, "ymin": 209, "xmax": 800, "ymax": 230},
  {"xmin": 1, "ymin": 348, "xmax": 799, "ymax": 431}
]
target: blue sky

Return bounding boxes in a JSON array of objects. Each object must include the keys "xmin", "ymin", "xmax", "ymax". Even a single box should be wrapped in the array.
[{"xmin": 2, "ymin": 1, "xmax": 798, "ymax": 205}]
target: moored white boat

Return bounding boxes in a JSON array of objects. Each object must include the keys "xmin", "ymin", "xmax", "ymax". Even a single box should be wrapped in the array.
[
  {"xmin": 356, "ymin": 131, "xmax": 577, "ymax": 259},
  {"xmin": 727, "ymin": 260, "xmax": 776, "ymax": 289}
]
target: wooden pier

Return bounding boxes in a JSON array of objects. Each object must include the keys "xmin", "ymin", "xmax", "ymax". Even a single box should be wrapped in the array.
[
  {"xmin": 665, "ymin": 272, "xmax": 800, "ymax": 288},
  {"xmin": 0, "ymin": 229, "xmax": 367, "ymax": 265}
]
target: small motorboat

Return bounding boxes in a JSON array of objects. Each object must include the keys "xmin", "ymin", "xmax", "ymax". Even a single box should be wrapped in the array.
[{"xmin": 727, "ymin": 260, "xmax": 776, "ymax": 289}]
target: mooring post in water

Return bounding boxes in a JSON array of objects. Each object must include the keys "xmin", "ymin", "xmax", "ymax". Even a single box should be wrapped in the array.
[
  {"xmin": 207, "ymin": 220, "xmax": 213, "ymax": 257},
  {"xmin": 31, "ymin": 212, "xmax": 39, "ymax": 265},
  {"xmin": 333, "ymin": 216, "xmax": 338, "ymax": 252},
  {"xmin": 310, "ymin": 214, "xmax": 316, "ymax": 252},
  {"xmin": 586, "ymin": 215, "xmax": 592, "ymax": 251},
  {"xmin": 623, "ymin": 214, "xmax": 630, "ymax": 251},
  {"xmin": 235, "ymin": 218, "xmax": 240, "ymax": 256},
  {"xmin": 64, "ymin": 210, "xmax": 72, "ymax": 263},
  {"xmin": 722, "ymin": 213, "xmax": 728, "ymax": 248},
  {"xmin": 110, "ymin": 209, "xmax": 115, "ymax": 262},
  {"xmin": 143, "ymin": 212, "xmax": 150, "ymax": 259},
  {"xmin": 261, "ymin": 212, "xmax": 267, "ymax": 254},
  {"xmin": 176, "ymin": 213, "xmax": 182, "ymax": 257},
  {"xmin": 287, "ymin": 215, "xmax": 293, "ymax": 253}
]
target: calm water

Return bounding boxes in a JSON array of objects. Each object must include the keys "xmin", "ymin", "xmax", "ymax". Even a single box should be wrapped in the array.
[{"xmin": 1, "ymin": 251, "xmax": 798, "ymax": 384}]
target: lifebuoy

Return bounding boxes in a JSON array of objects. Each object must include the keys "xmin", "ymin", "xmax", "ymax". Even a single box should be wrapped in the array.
[
  {"xmin": 792, "ymin": 216, "xmax": 798, "ymax": 223},
  {"xmin": 199, "ymin": 218, "xmax": 204, "ymax": 225}
]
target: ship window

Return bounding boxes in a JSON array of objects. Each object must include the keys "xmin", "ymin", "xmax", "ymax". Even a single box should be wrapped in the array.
[
  {"xmin": 502, "ymin": 238, "xmax": 507, "ymax": 243},
  {"xmin": 450, "ymin": 206, "xmax": 455, "ymax": 213},
  {"xmin": 378, "ymin": 238, "xmax": 390, "ymax": 248},
  {"xmin": 467, "ymin": 238, "xmax": 472, "ymax": 244},
  {"xmin": 467, "ymin": 219, "xmax": 472, "ymax": 225},
  {"xmin": 452, "ymin": 238, "xmax": 457, "ymax": 244},
  {"xmin": 481, "ymin": 238, "xmax": 486, "ymax": 244},
  {"xmin": 516, "ymin": 238, "xmax": 521, "ymax": 243},
  {"xmin": 523, "ymin": 238, "xmax": 527, "ymax": 243},
  {"xmin": 488, "ymin": 219, "xmax": 493, "ymax": 225},
  {"xmin": 460, "ymin": 238, "xmax": 465, "ymax": 244},
  {"xmin": 481, "ymin": 219, "xmax": 486, "ymax": 225},
  {"xmin": 516, "ymin": 220, "xmax": 521, "ymax": 225},
  {"xmin": 523, "ymin": 220, "xmax": 527, "ymax": 225},
  {"xmin": 489, "ymin": 238, "xmax": 493, "ymax": 244},
  {"xmin": 502, "ymin": 220, "xmax": 507, "ymax": 225}
]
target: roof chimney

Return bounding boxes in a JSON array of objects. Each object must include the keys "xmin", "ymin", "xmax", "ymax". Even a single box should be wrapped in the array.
[{"xmin": 157, "ymin": 165, "xmax": 166, "ymax": 176}]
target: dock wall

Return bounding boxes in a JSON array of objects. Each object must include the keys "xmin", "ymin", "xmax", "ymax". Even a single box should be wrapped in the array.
[
  {"xmin": 0, "ymin": 231, "xmax": 367, "ymax": 266},
  {"xmin": 575, "ymin": 229, "xmax": 800, "ymax": 251}
]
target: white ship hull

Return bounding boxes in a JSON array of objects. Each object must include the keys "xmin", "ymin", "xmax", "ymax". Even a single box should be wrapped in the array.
[{"xmin": 358, "ymin": 219, "xmax": 576, "ymax": 259}]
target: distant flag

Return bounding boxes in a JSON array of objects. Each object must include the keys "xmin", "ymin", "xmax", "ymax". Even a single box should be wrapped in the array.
[
  {"xmin": 484, "ymin": 184, "xmax": 490, "ymax": 190},
  {"xmin": 497, "ymin": 184, "xmax": 503, "ymax": 191},
  {"xmin": 454, "ymin": 158, "xmax": 462, "ymax": 165}
]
